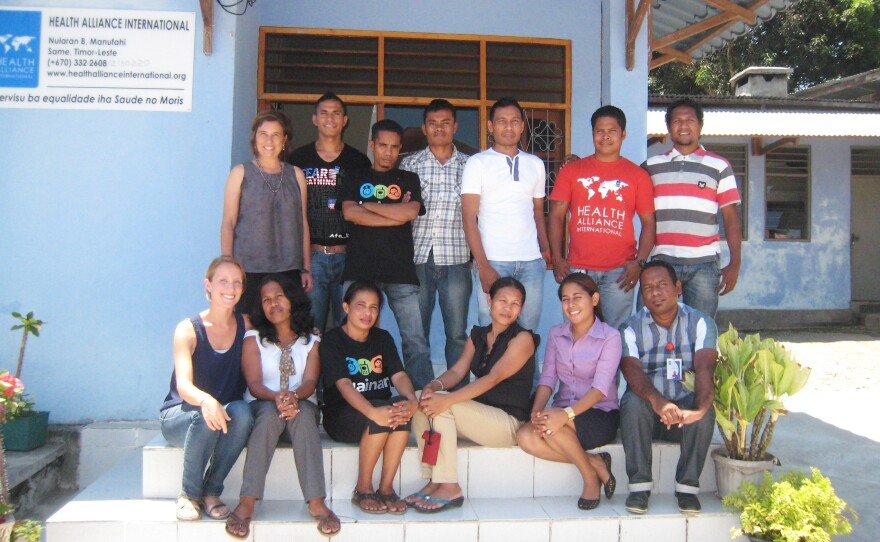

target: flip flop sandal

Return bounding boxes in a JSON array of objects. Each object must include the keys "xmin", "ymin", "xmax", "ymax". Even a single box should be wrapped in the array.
[
  {"xmin": 412, "ymin": 495, "xmax": 464, "ymax": 514},
  {"xmin": 175, "ymin": 496, "xmax": 201, "ymax": 521},
  {"xmin": 224, "ymin": 512, "xmax": 252, "ymax": 539},
  {"xmin": 599, "ymin": 452, "xmax": 616, "ymax": 500},
  {"xmin": 312, "ymin": 510, "xmax": 341, "ymax": 538},
  {"xmin": 351, "ymin": 489, "xmax": 386, "ymax": 514},
  {"xmin": 200, "ymin": 498, "xmax": 231, "ymax": 520},
  {"xmin": 404, "ymin": 492, "xmax": 430, "ymax": 507},
  {"xmin": 377, "ymin": 491, "xmax": 407, "ymax": 515}
]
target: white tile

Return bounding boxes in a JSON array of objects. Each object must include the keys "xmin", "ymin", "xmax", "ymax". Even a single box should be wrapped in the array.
[
  {"xmin": 125, "ymin": 521, "xmax": 177, "ymax": 542},
  {"xmin": 478, "ymin": 521, "xmax": 549, "ymax": 542},
  {"xmin": 81, "ymin": 427, "xmax": 139, "ymax": 448},
  {"xmin": 79, "ymin": 446, "xmax": 138, "ymax": 489},
  {"xmin": 330, "ymin": 446, "xmax": 398, "ymax": 500},
  {"xmin": 325, "ymin": 518, "xmax": 404, "ymax": 542},
  {"xmin": 467, "ymin": 448, "xmax": 533, "ymax": 498},
  {"xmin": 178, "ymin": 519, "xmax": 244, "ymax": 542},
  {"xmin": 536, "ymin": 496, "xmax": 621, "ymax": 520},
  {"xmin": 687, "ymin": 514, "xmax": 747, "ymax": 542},
  {"xmin": 533, "ymin": 458, "xmax": 582, "ymax": 498},
  {"xmin": 402, "ymin": 498, "xmax": 478, "ymax": 522},
  {"xmin": 399, "ymin": 446, "xmax": 470, "ymax": 499},
  {"xmin": 404, "ymin": 520, "xmax": 479, "ymax": 542},
  {"xmin": 253, "ymin": 521, "xmax": 319, "ymax": 540},
  {"xmin": 46, "ymin": 521, "xmax": 125, "ymax": 542},
  {"xmin": 468, "ymin": 498, "xmax": 549, "ymax": 521},
  {"xmin": 143, "ymin": 448, "xmax": 183, "ymax": 498},
  {"xmin": 135, "ymin": 428, "xmax": 161, "ymax": 447},
  {"xmin": 619, "ymin": 515, "xmax": 687, "ymax": 542},
  {"xmin": 258, "ymin": 447, "xmax": 332, "ymax": 500},
  {"xmin": 550, "ymin": 519, "xmax": 620, "ymax": 542}
]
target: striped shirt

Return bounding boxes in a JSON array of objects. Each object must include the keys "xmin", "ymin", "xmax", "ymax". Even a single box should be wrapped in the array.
[
  {"xmin": 400, "ymin": 146, "xmax": 470, "ymax": 265},
  {"xmin": 642, "ymin": 146, "xmax": 740, "ymax": 265},
  {"xmin": 620, "ymin": 303, "xmax": 718, "ymax": 401}
]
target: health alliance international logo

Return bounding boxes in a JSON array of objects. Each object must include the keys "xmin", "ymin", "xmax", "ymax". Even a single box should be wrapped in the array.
[{"xmin": 0, "ymin": 10, "xmax": 41, "ymax": 88}]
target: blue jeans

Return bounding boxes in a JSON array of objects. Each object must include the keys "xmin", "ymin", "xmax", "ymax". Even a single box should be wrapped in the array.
[
  {"xmin": 343, "ymin": 280, "xmax": 435, "ymax": 390},
  {"xmin": 473, "ymin": 258, "xmax": 546, "ymax": 332},
  {"xmin": 308, "ymin": 251, "xmax": 346, "ymax": 333},
  {"xmin": 571, "ymin": 265, "xmax": 635, "ymax": 329},
  {"xmin": 160, "ymin": 400, "xmax": 254, "ymax": 500},
  {"xmin": 415, "ymin": 252, "xmax": 472, "ymax": 383}
]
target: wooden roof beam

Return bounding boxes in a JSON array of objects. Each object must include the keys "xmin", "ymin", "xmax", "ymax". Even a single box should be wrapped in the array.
[
  {"xmin": 626, "ymin": 0, "xmax": 651, "ymax": 71},
  {"xmin": 751, "ymin": 137, "xmax": 799, "ymax": 156},
  {"xmin": 650, "ymin": 47, "xmax": 693, "ymax": 70},
  {"xmin": 704, "ymin": 0, "xmax": 757, "ymax": 24}
]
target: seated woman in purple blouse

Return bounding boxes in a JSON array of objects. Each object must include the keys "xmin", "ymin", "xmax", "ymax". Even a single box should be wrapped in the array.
[{"xmin": 516, "ymin": 273, "xmax": 621, "ymax": 510}]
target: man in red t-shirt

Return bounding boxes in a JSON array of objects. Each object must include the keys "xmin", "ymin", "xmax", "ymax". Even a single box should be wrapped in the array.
[{"xmin": 549, "ymin": 106, "xmax": 656, "ymax": 328}]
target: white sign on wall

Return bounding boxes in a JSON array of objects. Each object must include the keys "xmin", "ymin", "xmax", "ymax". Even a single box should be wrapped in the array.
[{"xmin": 0, "ymin": 7, "xmax": 194, "ymax": 111}]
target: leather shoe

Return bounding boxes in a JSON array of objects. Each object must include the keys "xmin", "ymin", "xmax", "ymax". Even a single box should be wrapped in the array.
[
  {"xmin": 675, "ymin": 492, "xmax": 701, "ymax": 514},
  {"xmin": 624, "ymin": 491, "xmax": 650, "ymax": 514}
]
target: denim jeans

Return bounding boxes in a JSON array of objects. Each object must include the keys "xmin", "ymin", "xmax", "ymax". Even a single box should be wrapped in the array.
[
  {"xmin": 570, "ymin": 265, "xmax": 635, "ymax": 329},
  {"xmin": 415, "ymin": 251, "xmax": 472, "ymax": 383},
  {"xmin": 343, "ymin": 280, "xmax": 435, "ymax": 390},
  {"xmin": 308, "ymin": 251, "xmax": 346, "ymax": 333},
  {"xmin": 619, "ymin": 390, "xmax": 715, "ymax": 494},
  {"xmin": 160, "ymin": 400, "xmax": 254, "ymax": 500},
  {"xmin": 473, "ymin": 258, "xmax": 546, "ymax": 333},
  {"xmin": 637, "ymin": 260, "xmax": 721, "ymax": 318}
]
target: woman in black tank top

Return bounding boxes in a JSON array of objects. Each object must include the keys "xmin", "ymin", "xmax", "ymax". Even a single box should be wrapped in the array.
[{"xmin": 159, "ymin": 256, "xmax": 254, "ymax": 522}]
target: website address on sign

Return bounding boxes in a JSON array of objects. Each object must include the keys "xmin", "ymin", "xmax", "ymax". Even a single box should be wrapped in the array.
[{"xmin": 48, "ymin": 69, "xmax": 187, "ymax": 81}]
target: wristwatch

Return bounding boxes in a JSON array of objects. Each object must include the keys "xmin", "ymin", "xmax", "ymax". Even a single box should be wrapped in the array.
[
  {"xmin": 637, "ymin": 258, "xmax": 647, "ymax": 269},
  {"xmin": 564, "ymin": 406, "xmax": 576, "ymax": 420}
]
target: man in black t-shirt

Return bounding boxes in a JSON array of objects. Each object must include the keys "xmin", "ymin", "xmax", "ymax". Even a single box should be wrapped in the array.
[
  {"xmin": 288, "ymin": 92, "xmax": 371, "ymax": 333},
  {"xmin": 339, "ymin": 119, "xmax": 434, "ymax": 389}
]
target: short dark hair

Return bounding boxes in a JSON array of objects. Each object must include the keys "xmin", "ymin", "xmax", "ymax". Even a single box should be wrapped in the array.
[
  {"xmin": 314, "ymin": 92, "xmax": 347, "ymax": 116},
  {"xmin": 250, "ymin": 274, "xmax": 314, "ymax": 345},
  {"xmin": 423, "ymin": 98, "xmax": 457, "ymax": 122},
  {"xmin": 557, "ymin": 272, "xmax": 605, "ymax": 323},
  {"xmin": 489, "ymin": 97, "xmax": 525, "ymax": 121},
  {"xmin": 343, "ymin": 280, "xmax": 384, "ymax": 310},
  {"xmin": 591, "ymin": 105, "xmax": 627, "ymax": 131},
  {"xmin": 641, "ymin": 260, "xmax": 678, "ymax": 284},
  {"xmin": 489, "ymin": 276, "xmax": 527, "ymax": 304},
  {"xmin": 371, "ymin": 118, "xmax": 404, "ymax": 141},
  {"xmin": 665, "ymin": 98, "xmax": 704, "ymax": 128}
]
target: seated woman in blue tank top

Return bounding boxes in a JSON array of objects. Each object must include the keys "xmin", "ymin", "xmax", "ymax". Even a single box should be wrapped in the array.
[{"xmin": 159, "ymin": 256, "xmax": 255, "ymax": 522}]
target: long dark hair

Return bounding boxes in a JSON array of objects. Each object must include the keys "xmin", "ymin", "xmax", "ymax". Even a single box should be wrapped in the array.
[
  {"xmin": 250, "ymin": 274, "xmax": 313, "ymax": 345},
  {"xmin": 557, "ymin": 272, "xmax": 605, "ymax": 323}
]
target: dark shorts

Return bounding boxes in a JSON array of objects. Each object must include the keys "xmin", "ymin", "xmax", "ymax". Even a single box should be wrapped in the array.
[
  {"xmin": 574, "ymin": 408, "xmax": 620, "ymax": 450},
  {"xmin": 323, "ymin": 395, "xmax": 411, "ymax": 444},
  {"xmin": 239, "ymin": 269, "xmax": 303, "ymax": 316}
]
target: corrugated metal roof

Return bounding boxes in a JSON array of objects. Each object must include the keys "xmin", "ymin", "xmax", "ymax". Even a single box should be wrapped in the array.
[
  {"xmin": 647, "ymin": 108, "xmax": 880, "ymax": 137},
  {"xmin": 652, "ymin": 0, "xmax": 798, "ymax": 61}
]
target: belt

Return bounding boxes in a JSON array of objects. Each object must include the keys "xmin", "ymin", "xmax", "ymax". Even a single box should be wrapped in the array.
[{"xmin": 311, "ymin": 244, "xmax": 346, "ymax": 254}]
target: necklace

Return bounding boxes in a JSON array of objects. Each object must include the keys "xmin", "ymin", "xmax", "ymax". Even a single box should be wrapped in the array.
[{"xmin": 256, "ymin": 160, "xmax": 283, "ymax": 194}]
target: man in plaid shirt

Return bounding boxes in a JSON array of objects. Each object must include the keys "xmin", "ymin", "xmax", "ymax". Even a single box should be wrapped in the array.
[
  {"xmin": 400, "ymin": 100, "xmax": 472, "ymax": 385},
  {"xmin": 618, "ymin": 260, "xmax": 718, "ymax": 516}
]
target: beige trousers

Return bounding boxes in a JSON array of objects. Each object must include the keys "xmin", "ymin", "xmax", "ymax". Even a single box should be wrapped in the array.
[{"xmin": 412, "ymin": 391, "xmax": 522, "ymax": 483}]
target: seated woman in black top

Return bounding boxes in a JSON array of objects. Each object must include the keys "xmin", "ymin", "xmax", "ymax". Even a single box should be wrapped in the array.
[
  {"xmin": 320, "ymin": 281, "xmax": 419, "ymax": 515},
  {"xmin": 409, "ymin": 277, "xmax": 538, "ymax": 513}
]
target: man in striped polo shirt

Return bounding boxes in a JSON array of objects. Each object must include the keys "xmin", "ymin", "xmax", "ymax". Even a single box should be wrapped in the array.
[{"xmin": 642, "ymin": 98, "xmax": 742, "ymax": 317}]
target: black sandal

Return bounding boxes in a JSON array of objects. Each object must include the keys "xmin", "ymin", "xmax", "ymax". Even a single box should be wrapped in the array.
[
  {"xmin": 351, "ymin": 489, "xmax": 386, "ymax": 514},
  {"xmin": 599, "ymin": 452, "xmax": 616, "ymax": 500},
  {"xmin": 377, "ymin": 491, "xmax": 407, "ymax": 515}
]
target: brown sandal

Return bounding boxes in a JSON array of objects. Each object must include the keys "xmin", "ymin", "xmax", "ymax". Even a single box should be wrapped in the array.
[
  {"xmin": 351, "ymin": 489, "xmax": 386, "ymax": 514},
  {"xmin": 312, "ymin": 510, "xmax": 341, "ymax": 537},
  {"xmin": 378, "ymin": 491, "xmax": 407, "ymax": 515},
  {"xmin": 224, "ymin": 512, "xmax": 251, "ymax": 539}
]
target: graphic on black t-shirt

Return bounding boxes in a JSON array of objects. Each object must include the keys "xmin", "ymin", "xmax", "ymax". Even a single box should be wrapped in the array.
[
  {"xmin": 321, "ymin": 327, "xmax": 404, "ymax": 410},
  {"xmin": 288, "ymin": 143, "xmax": 371, "ymax": 245}
]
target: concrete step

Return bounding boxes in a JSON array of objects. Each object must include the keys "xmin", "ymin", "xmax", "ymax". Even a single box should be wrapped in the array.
[
  {"xmin": 47, "ymin": 452, "xmax": 742, "ymax": 542},
  {"xmin": 142, "ymin": 434, "xmax": 720, "ymax": 501}
]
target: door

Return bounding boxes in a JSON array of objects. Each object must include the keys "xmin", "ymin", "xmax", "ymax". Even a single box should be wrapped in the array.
[{"xmin": 851, "ymin": 173, "xmax": 880, "ymax": 301}]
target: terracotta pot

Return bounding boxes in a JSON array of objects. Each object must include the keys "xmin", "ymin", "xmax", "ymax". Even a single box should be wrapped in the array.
[{"xmin": 712, "ymin": 448, "xmax": 777, "ymax": 498}]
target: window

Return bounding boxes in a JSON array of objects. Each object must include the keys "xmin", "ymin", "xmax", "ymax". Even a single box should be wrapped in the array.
[
  {"xmin": 852, "ymin": 147, "xmax": 880, "ymax": 176},
  {"xmin": 703, "ymin": 143, "xmax": 748, "ymax": 241},
  {"xmin": 259, "ymin": 27, "xmax": 571, "ymax": 204},
  {"xmin": 765, "ymin": 146, "xmax": 810, "ymax": 241}
]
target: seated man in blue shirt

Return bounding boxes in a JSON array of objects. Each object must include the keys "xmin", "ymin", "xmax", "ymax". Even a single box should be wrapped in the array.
[{"xmin": 619, "ymin": 260, "xmax": 718, "ymax": 515}]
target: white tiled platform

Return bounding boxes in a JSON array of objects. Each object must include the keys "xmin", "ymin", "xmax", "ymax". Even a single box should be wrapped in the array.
[{"xmin": 48, "ymin": 435, "xmax": 742, "ymax": 541}]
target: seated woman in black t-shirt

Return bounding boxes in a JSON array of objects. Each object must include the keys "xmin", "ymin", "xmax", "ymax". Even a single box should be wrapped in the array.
[
  {"xmin": 408, "ymin": 277, "xmax": 538, "ymax": 513},
  {"xmin": 320, "ymin": 281, "xmax": 419, "ymax": 515}
]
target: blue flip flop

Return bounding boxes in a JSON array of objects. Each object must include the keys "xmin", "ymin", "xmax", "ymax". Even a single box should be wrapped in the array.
[
  {"xmin": 413, "ymin": 495, "xmax": 464, "ymax": 513},
  {"xmin": 404, "ymin": 492, "xmax": 430, "ymax": 507}
]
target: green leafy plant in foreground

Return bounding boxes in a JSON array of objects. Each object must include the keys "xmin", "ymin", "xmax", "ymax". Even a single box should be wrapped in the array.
[
  {"xmin": 683, "ymin": 324, "xmax": 811, "ymax": 460},
  {"xmin": 723, "ymin": 468, "xmax": 857, "ymax": 542},
  {"xmin": 11, "ymin": 518, "xmax": 43, "ymax": 542},
  {"xmin": 10, "ymin": 312, "xmax": 43, "ymax": 380}
]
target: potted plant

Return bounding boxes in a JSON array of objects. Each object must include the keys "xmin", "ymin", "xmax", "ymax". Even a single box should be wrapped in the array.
[
  {"xmin": 2, "ymin": 313, "xmax": 48, "ymax": 452},
  {"xmin": 683, "ymin": 324, "xmax": 811, "ymax": 497},
  {"xmin": 0, "ymin": 371, "xmax": 26, "ymax": 542},
  {"xmin": 10, "ymin": 519, "xmax": 42, "ymax": 542},
  {"xmin": 723, "ymin": 468, "xmax": 857, "ymax": 542}
]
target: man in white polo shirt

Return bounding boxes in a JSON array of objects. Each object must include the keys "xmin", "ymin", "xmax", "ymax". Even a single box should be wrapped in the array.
[{"xmin": 462, "ymin": 97, "xmax": 550, "ymax": 332}]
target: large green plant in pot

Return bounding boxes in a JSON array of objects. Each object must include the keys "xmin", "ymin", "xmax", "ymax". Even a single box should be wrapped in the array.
[{"xmin": 683, "ymin": 324, "xmax": 811, "ymax": 496}]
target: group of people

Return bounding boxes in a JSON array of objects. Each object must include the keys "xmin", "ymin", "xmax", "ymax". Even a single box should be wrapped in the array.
[{"xmin": 158, "ymin": 92, "xmax": 743, "ymax": 537}]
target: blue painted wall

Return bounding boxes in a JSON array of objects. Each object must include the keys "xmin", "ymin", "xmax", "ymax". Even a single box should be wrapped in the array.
[{"xmin": 0, "ymin": 0, "xmax": 650, "ymax": 422}]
